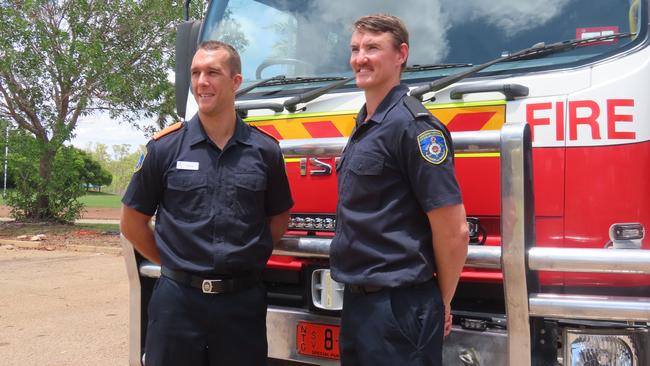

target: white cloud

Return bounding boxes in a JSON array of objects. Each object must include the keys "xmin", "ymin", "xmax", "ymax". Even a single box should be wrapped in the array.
[
  {"xmin": 311, "ymin": 0, "xmax": 450, "ymax": 65},
  {"xmin": 70, "ymin": 112, "xmax": 154, "ymax": 154},
  {"xmin": 444, "ymin": 0, "xmax": 571, "ymax": 37}
]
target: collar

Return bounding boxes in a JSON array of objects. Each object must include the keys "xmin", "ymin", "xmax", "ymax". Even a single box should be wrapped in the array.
[
  {"xmin": 230, "ymin": 115, "xmax": 253, "ymax": 146},
  {"xmin": 356, "ymin": 84, "xmax": 409, "ymax": 127},
  {"xmin": 187, "ymin": 113, "xmax": 252, "ymax": 147}
]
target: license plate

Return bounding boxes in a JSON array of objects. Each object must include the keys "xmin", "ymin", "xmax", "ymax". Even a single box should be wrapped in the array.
[{"xmin": 296, "ymin": 321, "xmax": 340, "ymax": 360}]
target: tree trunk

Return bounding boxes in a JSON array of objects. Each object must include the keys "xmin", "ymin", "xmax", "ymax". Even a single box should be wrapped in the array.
[{"xmin": 35, "ymin": 147, "xmax": 55, "ymax": 220}]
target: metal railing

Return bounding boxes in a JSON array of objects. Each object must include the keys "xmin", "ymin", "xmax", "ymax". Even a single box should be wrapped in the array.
[
  {"xmin": 120, "ymin": 235, "xmax": 143, "ymax": 366},
  {"xmin": 279, "ymin": 124, "xmax": 650, "ymax": 365},
  {"xmin": 121, "ymin": 123, "xmax": 650, "ymax": 366}
]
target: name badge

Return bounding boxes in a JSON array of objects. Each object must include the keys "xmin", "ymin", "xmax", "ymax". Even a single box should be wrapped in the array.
[{"xmin": 176, "ymin": 161, "xmax": 199, "ymax": 170}]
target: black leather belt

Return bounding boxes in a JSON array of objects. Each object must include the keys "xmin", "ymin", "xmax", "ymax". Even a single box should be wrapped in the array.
[
  {"xmin": 347, "ymin": 284, "xmax": 383, "ymax": 295},
  {"xmin": 161, "ymin": 267, "xmax": 260, "ymax": 294},
  {"xmin": 347, "ymin": 279, "xmax": 434, "ymax": 295}
]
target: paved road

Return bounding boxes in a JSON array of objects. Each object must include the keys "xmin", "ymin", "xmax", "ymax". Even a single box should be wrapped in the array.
[{"xmin": 0, "ymin": 246, "xmax": 128, "ymax": 366}]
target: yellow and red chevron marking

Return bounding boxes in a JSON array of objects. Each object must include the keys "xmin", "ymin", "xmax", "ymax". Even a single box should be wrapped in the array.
[
  {"xmin": 427, "ymin": 102, "xmax": 505, "ymax": 132},
  {"xmin": 245, "ymin": 101, "xmax": 505, "ymax": 140},
  {"xmin": 248, "ymin": 113, "xmax": 356, "ymax": 140}
]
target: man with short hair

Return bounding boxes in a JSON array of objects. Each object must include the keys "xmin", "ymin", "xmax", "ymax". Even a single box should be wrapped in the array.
[
  {"xmin": 330, "ymin": 15, "xmax": 469, "ymax": 366},
  {"xmin": 120, "ymin": 40, "xmax": 293, "ymax": 366}
]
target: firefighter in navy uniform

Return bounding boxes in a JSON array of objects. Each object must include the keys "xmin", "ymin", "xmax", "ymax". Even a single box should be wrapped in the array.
[
  {"xmin": 330, "ymin": 15, "xmax": 469, "ymax": 366},
  {"xmin": 120, "ymin": 41, "xmax": 293, "ymax": 366}
]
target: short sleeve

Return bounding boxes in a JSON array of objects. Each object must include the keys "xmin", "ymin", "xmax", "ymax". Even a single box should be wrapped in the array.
[
  {"xmin": 398, "ymin": 118, "xmax": 463, "ymax": 212},
  {"xmin": 264, "ymin": 145, "xmax": 294, "ymax": 216},
  {"xmin": 121, "ymin": 141, "xmax": 164, "ymax": 216}
]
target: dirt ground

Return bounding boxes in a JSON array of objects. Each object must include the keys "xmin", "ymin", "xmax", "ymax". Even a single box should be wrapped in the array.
[
  {"xmin": 0, "ymin": 206, "xmax": 128, "ymax": 365},
  {"xmin": 0, "ymin": 205, "xmax": 121, "ymax": 249},
  {"xmin": 0, "ymin": 247, "xmax": 128, "ymax": 366}
]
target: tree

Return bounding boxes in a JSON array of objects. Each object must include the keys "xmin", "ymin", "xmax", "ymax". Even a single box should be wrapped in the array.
[
  {"xmin": 85, "ymin": 142, "xmax": 110, "ymax": 164},
  {"xmin": 6, "ymin": 130, "xmax": 86, "ymax": 222},
  {"xmin": 84, "ymin": 142, "xmax": 146, "ymax": 195},
  {"xmin": 105, "ymin": 144, "xmax": 144, "ymax": 195},
  {"xmin": 0, "ymin": 0, "xmax": 183, "ymax": 221},
  {"xmin": 78, "ymin": 150, "xmax": 112, "ymax": 191}
]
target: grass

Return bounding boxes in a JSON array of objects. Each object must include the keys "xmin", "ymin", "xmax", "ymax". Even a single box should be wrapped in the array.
[
  {"xmin": 78, "ymin": 191, "xmax": 122, "ymax": 208},
  {"xmin": 0, "ymin": 191, "xmax": 9, "ymax": 205},
  {"xmin": 1, "ymin": 190, "xmax": 122, "ymax": 208},
  {"xmin": 76, "ymin": 223, "xmax": 120, "ymax": 232},
  {"xmin": 0, "ymin": 222, "xmax": 119, "ymax": 236}
]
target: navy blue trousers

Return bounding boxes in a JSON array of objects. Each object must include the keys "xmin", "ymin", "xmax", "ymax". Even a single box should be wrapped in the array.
[
  {"xmin": 339, "ymin": 279, "xmax": 444, "ymax": 366},
  {"xmin": 144, "ymin": 276, "xmax": 268, "ymax": 366}
]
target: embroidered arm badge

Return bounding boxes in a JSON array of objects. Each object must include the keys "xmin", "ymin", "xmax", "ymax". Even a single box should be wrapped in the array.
[{"xmin": 417, "ymin": 129, "xmax": 448, "ymax": 165}]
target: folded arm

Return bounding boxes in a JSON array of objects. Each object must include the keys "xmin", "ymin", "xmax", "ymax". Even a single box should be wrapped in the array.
[
  {"xmin": 428, "ymin": 203, "xmax": 469, "ymax": 335},
  {"xmin": 268, "ymin": 210, "xmax": 290, "ymax": 245},
  {"xmin": 120, "ymin": 205, "xmax": 160, "ymax": 265}
]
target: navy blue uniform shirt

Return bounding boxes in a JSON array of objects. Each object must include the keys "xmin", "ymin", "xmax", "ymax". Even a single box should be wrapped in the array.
[
  {"xmin": 330, "ymin": 84, "xmax": 463, "ymax": 287},
  {"xmin": 122, "ymin": 114, "xmax": 293, "ymax": 276}
]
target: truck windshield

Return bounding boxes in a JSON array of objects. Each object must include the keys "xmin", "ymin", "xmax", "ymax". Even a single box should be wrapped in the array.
[{"xmin": 201, "ymin": 0, "xmax": 646, "ymax": 95}]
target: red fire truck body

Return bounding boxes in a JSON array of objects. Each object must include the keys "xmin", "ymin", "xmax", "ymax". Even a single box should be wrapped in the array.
[{"xmin": 122, "ymin": 1, "xmax": 650, "ymax": 365}]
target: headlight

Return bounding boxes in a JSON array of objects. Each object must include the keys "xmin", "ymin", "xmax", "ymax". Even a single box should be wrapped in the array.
[{"xmin": 565, "ymin": 329, "xmax": 641, "ymax": 366}]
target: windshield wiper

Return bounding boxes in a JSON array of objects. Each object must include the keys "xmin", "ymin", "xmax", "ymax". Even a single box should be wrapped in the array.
[
  {"xmin": 236, "ymin": 76, "xmax": 354, "ymax": 115},
  {"xmin": 237, "ymin": 76, "xmax": 350, "ymax": 99},
  {"xmin": 410, "ymin": 32, "xmax": 634, "ymax": 100},
  {"xmin": 235, "ymin": 75, "xmax": 286, "ymax": 98},
  {"xmin": 507, "ymin": 32, "xmax": 634, "ymax": 61},
  {"xmin": 283, "ymin": 76, "xmax": 355, "ymax": 113},
  {"xmin": 405, "ymin": 63, "xmax": 473, "ymax": 72}
]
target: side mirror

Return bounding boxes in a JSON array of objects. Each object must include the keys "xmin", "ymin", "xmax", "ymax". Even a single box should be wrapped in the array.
[{"xmin": 175, "ymin": 20, "xmax": 202, "ymax": 119}]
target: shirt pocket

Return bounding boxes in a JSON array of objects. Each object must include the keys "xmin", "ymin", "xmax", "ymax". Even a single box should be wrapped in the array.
[
  {"xmin": 349, "ymin": 153, "xmax": 384, "ymax": 176},
  {"xmin": 232, "ymin": 172, "xmax": 267, "ymax": 219},
  {"xmin": 341, "ymin": 153, "xmax": 384, "ymax": 210},
  {"xmin": 164, "ymin": 171, "xmax": 208, "ymax": 221}
]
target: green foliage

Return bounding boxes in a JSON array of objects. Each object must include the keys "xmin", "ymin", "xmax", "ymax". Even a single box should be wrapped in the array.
[
  {"xmin": 84, "ymin": 142, "xmax": 144, "ymax": 195},
  {"xmin": 106, "ymin": 145, "xmax": 145, "ymax": 195},
  {"xmin": 85, "ymin": 142, "xmax": 111, "ymax": 165},
  {"xmin": 6, "ymin": 130, "xmax": 85, "ymax": 222},
  {"xmin": 0, "ymin": 0, "xmax": 184, "ymax": 221},
  {"xmin": 77, "ymin": 150, "xmax": 112, "ymax": 190}
]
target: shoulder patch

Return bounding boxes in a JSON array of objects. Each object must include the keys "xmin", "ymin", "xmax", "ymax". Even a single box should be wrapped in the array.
[
  {"xmin": 153, "ymin": 122, "xmax": 183, "ymax": 140},
  {"xmin": 134, "ymin": 151, "xmax": 147, "ymax": 173},
  {"xmin": 250, "ymin": 125, "xmax": 280, "ymax": 143},
  {"xmin": 403, "ymin": 95, "xmax": 432, "ymax": 120},
  {"xmin": 417, "ymin": 129, "xmax": 449, "ymax": 165}
]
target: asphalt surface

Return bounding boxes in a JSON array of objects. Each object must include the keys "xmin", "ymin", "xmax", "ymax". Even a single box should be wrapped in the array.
[{"xmin": 0, "ymin": 246, "xmax": 128, "ymax": 365}]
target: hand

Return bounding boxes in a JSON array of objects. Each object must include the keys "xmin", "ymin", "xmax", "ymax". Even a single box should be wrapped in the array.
[{"xmin": 443, "ymin": 304, "xmax": 452, "ymax": 337}]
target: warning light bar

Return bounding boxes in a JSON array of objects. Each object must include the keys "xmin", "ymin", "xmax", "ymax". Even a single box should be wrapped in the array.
[{"xmin": 289, "ymin": 214, "xmax": 336, "ymax": 232}]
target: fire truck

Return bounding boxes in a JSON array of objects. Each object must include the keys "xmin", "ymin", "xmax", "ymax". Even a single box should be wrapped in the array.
[{"xmin": 121, "ymin": 0, "xmax": 650, "ymax": 365}]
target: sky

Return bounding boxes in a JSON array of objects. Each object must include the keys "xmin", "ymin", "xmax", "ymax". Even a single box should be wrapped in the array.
[
  {"xmin": 69, "ymin": 0, "xmax": 574, "ymax": 156},
  {"xmin": 69, "ymin": 112, "xmax": 153, "ymax": 156}
]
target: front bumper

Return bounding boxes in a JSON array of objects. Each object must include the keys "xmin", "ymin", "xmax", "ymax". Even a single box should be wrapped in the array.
[
  {"xmin": 268, "ymin": 306, "xmax": 340, "ymax": 365},
  {"xmin": 267, "ymin": 306, "xmax": 509, "ymax": 366}
]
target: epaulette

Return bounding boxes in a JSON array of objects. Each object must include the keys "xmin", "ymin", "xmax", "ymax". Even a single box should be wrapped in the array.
[
  {"xmin": 153, "ymin": 122, "xmax": 183, "ymax": 140},
  {"xmin": 250, "ymin": 125, "xmax": 280, "ymax": 143},
  {"xmin": 403, "ymin": 95, "xmax": 432, "ymax": 120}
]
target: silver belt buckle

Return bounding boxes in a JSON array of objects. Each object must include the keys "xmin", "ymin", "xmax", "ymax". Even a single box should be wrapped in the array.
[{"xmin": 202, "ymin": 279, "xmax": 222, "ymax": 294}]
